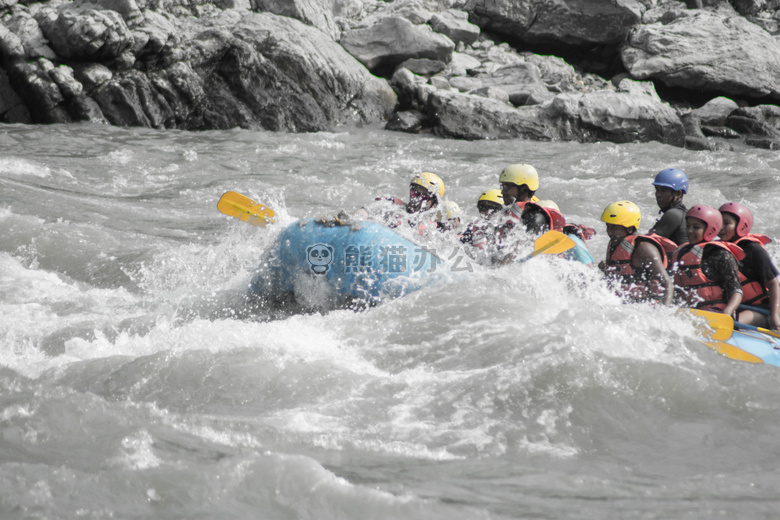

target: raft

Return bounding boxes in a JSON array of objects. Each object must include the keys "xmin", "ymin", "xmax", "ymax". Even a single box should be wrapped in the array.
[
  {"xmin": 248, "ymin": 218, "xmax": 450, "ymax": 305},
  {"xmin": 690, "ymin": 306, "xmax": 780, "ymax": 367},
  {"xmin": 703, "ymin": 329, "xmax": 780, "ymax": 366}
]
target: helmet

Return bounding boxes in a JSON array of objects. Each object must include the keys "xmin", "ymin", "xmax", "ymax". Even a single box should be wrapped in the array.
[
  {"xmin": 437, "ymin": 201, "xmax": 461, "ymax": 222},
  {"xmin": 718, "ymin": 202, "xmax": 753, "ymax": 238},
  {"xmin": 600, "ymin": 200, "xmax": 641, "ymax": 230},
  {"xmin": 521, "ymin": 202, "xmax": 565, "ymax": 234},
  {"xmin": 499, "ymin": 164, "xmax": 539, "ymax": 191},
  {"xmin": 536, "ymin": 199, "xmax": 559, "ymax": 211},
  {"xmin": 478, "ymin": 189, "xmax": 504, "ymax": 205},
  {"xmin": 652, "ymin": 168, "xmax": 688, "ymax": 194},
  {"xmin": 686, "ymin": 204, "xmax": 722, "ymax": 242},
  {"xmin": 410, "ymin": 172, "xmax": 445, "ymax": 198}
]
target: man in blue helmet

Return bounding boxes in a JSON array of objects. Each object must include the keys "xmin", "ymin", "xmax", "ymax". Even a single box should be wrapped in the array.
[{"xmin": 648, "ymin": 168, "xmax": 689, "ymax": 245}]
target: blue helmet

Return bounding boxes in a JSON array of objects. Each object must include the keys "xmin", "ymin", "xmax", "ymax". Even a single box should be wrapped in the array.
[{"xmin": 652, "ymin": 168, "xmax": 688, "ymax": 194}]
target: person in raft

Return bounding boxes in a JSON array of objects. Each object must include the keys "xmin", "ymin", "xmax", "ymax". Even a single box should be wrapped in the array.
[
  {"xmin": 598, "ymin": 200, "xmax": 676, "ymax": 305},
  {"xmin": 670, "ymin": 205, "xmax": 744, "ymax": 316},
  {"xmin": 498, "ymin": 201, "xmax": 594, "ymax": 265},
  {"xmin": 435, "ymin": 200, "xmax": 462, "ymax": 232},
  {"xmin": 499, "ymin": 163, "xmax": 542, "ymax": 219},
  {"xmin": 648, "ymin": 168, "xmax": 689, "ymax": 245},
  {"xmin": 718, "ymin": 202, "xmax": 780, "ymax": 330},
  {"xmin": 352, "ymin": 172, "xmax": 445, "ymax": 228},
  {"xmin": 460, "ymin": 189, "xmax": 504, "ymax": 247}
]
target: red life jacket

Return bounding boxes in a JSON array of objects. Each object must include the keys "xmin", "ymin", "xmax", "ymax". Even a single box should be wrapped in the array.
[
  {"xmin": 671, "ymin": 241, "xmax": 745, "ymax": 311},
  {"xmin": 734, "ymin": 234, "xmax": 773, "ymax": 306},
  {"xmin": 604, "ymin": 234, "xmax": 677, "ymax": 301}
]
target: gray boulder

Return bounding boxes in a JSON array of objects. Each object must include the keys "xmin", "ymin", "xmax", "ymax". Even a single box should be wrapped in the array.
[
  {"xmin": 251, "ymin": 0, "xmax": 340, "ymax": 40},
  {"xmin": 621, "ymin": 10, "xmax": 780, "ymax": 101},
  {"xmin": 691, "ymin": 96, "xmax": 738, "ymax": 126},
  {"xmin": 479, "ymin": 62, "xmax": 552, "ymax": 106},
  {"xmin": 35, "ymin": 3, "xmax": 136, "ymax": 61},
  {"xmin": 543, "ymin": 80, "xmax": 685, "ymax": 146},
  {"xmin": 465, "ymin": 0, "xmax": 645, "ymax": 45},
  {"xmin": 426, "ymin": 89, "xmax": 556, "ymax": 140},
  {"xmin": 340, "ymin": 16, "xmax": 455, "ymax": 73},
  {"xmin": 429, "ymin": 9, "xmax": 480, "ymax": 47}
]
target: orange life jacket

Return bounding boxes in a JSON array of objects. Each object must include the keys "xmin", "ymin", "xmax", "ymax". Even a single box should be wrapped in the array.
[
  {"xmin": 671, "ymin": 241, "xmax": 745, "ymax": 311},
  {"xmin": 604, "ymin": 234, "xmax": 677, "ymax": 301},
  {"xmin": 734, "ymin": 234, "xmax": 773, "ymax": 306}
]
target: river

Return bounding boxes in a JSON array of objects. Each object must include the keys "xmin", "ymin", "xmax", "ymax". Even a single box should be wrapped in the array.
[{"xmin": 2, "ymin": 122, "xmax": 780, "ymax": 519}]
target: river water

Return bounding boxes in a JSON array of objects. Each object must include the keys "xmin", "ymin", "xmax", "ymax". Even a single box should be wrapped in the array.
[{"xmin": 2, "ymin": 122, "xmax": 780, "ymax": 519}]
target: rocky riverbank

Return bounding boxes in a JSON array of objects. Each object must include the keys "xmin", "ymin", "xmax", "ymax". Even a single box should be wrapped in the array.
[{"xmin": 1, "ymin": 0, "xmax": 780, "ymax": 150}]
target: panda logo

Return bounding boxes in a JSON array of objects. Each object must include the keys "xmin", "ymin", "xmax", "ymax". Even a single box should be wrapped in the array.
[{"xmin": 306, "ymin": 243, "xmax": 334, "ymax": 275}]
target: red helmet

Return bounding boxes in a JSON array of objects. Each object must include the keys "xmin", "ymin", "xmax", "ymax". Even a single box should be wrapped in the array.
[
  {"xmin": 686, "ymin": 205, "xmax": 722, "ymax": 242},
  {"xmin": 718, "ymin": 202, "xmax": 753, "ymax": 238},
  {"xmin": 521, "ymin": 203, "xmax": 565, "ymax": 233}
]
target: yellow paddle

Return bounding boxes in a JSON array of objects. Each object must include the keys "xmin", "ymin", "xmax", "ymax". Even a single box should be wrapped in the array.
[
  {"xmin": 217, "ymin": 191, "xmax": 275, "ymax": 226},
  {"xmin": 519, "ymin": 230, "xmax": 577, "ymax": 263},
  {"xmin": 678, "ymin": 308, "xmax": 764, "ymax": 364}
]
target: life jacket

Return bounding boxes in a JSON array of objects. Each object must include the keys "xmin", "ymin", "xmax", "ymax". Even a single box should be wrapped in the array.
[
  {"xmin": 671, "ymin": 241, "xmax": 745, "ymax": 311},
  {"xmin": 604, "ymin": 234, "xmax": 677, "ymax": 301},
  {"xmin": 734, "ymin": 234, "xmax": 774, "ymax": 306}
]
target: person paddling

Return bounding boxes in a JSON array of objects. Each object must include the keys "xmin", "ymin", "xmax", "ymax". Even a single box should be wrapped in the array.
[
  {"xmin": 718, "ymin": 202, "xmax": 780, "ymax": 330},
  {"xmin": 599, "ymin": 200, "xmax": 676, "ymax": 305},
  {"xmin": 648, "ymin": 168, "xmax": 689, "ymax": 245},
  {"xmin": 353, "ymin": 172, "xmax": 445, "ymax": 227},
  {"xmin": 670, "ymin": 205, "xmax": 744, "ymax": 317}
]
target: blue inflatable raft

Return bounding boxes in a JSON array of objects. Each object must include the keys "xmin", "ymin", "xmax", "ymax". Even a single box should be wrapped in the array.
[
  {"xmin": 704, "ymin": 329, "xmax": 780, "ymax": 367},
  {"xmin": 249, "ymin": 218, "xmax": 452, "ymax": 305}
]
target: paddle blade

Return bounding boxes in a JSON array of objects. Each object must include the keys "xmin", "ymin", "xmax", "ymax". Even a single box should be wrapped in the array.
[
  {"xmin": 532, "ymin": 230, "xmax": 576, "ymax": 257},
  {"xmin": 678, "ymin": 308, "xmax": 734, "ymax": 341},
  {"xmin": 217, "ymin": 191, "xmax": 275, "ymax": 227}
]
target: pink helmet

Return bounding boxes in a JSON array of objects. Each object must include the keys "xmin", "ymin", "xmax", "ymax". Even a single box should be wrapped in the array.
[
  {"xmin": 686, "ymin": 205, "xmax": 723, "ymax": 242},
  {"xmin": 718, "ymin": 202, "xmax": 753, "ymax": 238}
]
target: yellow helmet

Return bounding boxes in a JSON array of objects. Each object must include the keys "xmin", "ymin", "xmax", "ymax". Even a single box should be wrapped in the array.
[
  {"xmin": 499, "ymin": 164, "xmax": 539, "ymax": 191},
  {"xmin": 601, "ymin": 200, "xmax": 641, "ymax": 229},
  {"xmin": 478, "ymin": 189, "xmax": 504, "ymax": 205},
  {"xmin": 536, "ymin": 199, "xmax": 559, "ymax": 211},
  {"xmin": 410, "ymin": 172, "xmax": 445, "ymax": 198},
  {"xmin": 437, "ymin": 200, "xmax": 461, "ymax": 222}
]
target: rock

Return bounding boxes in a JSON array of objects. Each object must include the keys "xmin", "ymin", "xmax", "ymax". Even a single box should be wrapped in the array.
[
  {"xmin": 251, "ymin": 0, "xmax": 340, "ymax": 40},
  {"xmin": 449, "ymin": 76, "xmax": 482, "ymax": 92},
  {"xmin": 700, "ymin": 125, "xmax": 741, "ymax": 138},
  {"xmin": 74, "ymin": 0, "xmax": 143, "ymax": 26},
  {"xmin": 725, "ymin": 105, "xmax": 780, "ymax": 138},
  {"xmin": 396, "ymin": 58, "xmax": 446, "ymax": 76},
  {"xmin": 426, "ymin": 89, "xmax": 555, "ymax": 140},
  {"xmin": 621, "ymin": 10, "xmax": 780, "ymax": 101},
  {"xmin": 0, "ymin": 68, "xmax": 31, "ymax": 123},
  {"xmin": 385, "ymin": 109, "xmax": 426, "ymax": 132},
  {"xmin": 0, "ymin": 22, "xmax": 27, "ymax": 61},
  {"xmin": 465, "ymin": 0, "xmax": 644, "ymax": 46},
  {"xmin": 479, "ymin": 62, "xmax": 552, "ymax": 106},
  {"xmin": 4, "ymin": 10, "xmax": 57, "ymax": 60},
  {"xmin": 684, "ymin": 135, "xmax": 733, "ymax": 151},
  {"xmin": 543, "ymin": 89, "xmax": 686, "ymax": 146},
  {"xmin": 468, "ymin": 86, "xmax": 510, "ymax": 103},
  {"xmin": 430, "ymin": 75, "xmax": 450, "ymax": 90},
  {"xmin": 36, "ymin": 4, "xmax": 135, "ymax": 61},
  {"xmin": 340, "ymin": 16, "xmax": 455, "ymax": 74},
  {"xmin": 429, "ymin": 9, "xmax": 480, "ymax": 47},
  {"xmin": 745, "ymin": 137, "xmax": 780, "ymax": 150},
  {"xmin": 443, "ymin": 51, "xmax": 481, "ymax": 77},
  {"xmin": 233, "ymin": 13, "xmax": 397, "ymax": 127},
  {"xmin": 691, "ymin": 96, "xmax": 738, "ymax": 125},
  {"xmin": 131, "ymin": 10, "xmax": 182, "ymax": 68},
  {"xmin": 72, "ymin": 62, "xmax": 114, "ymax": 92},
  {"xmin": 682, "ymin": 112, "xmax": 705, "ymax": 138}
]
